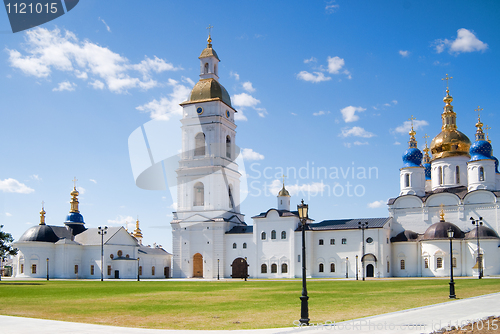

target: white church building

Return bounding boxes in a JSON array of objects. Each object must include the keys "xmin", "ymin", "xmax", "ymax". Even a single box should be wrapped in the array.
[{"xmin": 170, "ymin": 35, "xmax": 500, "ymax": 279}]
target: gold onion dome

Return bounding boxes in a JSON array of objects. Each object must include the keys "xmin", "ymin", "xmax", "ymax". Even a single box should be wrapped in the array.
[
  {"xmin": 278, "ymin": 183, "xmax": 290, "ymax": 197},
  {"xmin": 188, "ymin": 78, "xmax": 232, "ymax": 107},
  {"xmin": 430, "ymin": 87, "xmax": 470, "ymax": 160}
]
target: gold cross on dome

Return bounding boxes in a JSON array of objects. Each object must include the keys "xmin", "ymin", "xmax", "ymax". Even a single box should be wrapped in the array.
[
  {"xmin": 206, "ymin": 24, "xmax": 213, "ymax": 35},
  {"xmin": 475, "ymin": 106, "xmax": 483, "ymax": 121},
  {"xmin": 484, "ymin": 125, "xmax": 491, "ymax": 140},
  {"xmin": 282, "ymin": 174, "xmax": 287, "ymax": 185},
  {"xmin": 41, "ymin": 200, "xmax": 45, "ymax": 209},
  {"xmin": 423, "ymin": 133, "xmax": 429, "ymax": 145},
  {"xmin": 408, "ymin": 115, "xmax": 416, "ymax": 129},
  {"xmin": 72, "ymin": 177, "xmax": 78, "ymax": 188},
  {"xmin": 442, "ymin": 74, "xmax": 453, "ymax": 90}
]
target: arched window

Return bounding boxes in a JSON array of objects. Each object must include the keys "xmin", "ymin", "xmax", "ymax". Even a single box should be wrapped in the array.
[
  {"xmin": 281, "ymin": 231, "xmax": 286, "ymax": 239},
  {"xmin": 243, "ymin": 243, "xmax": 247, "ymax": 249},
  {"xmin": 261, "ymin": 264, "xmax": 267, "ymax": 273},
  {"xmin": 261, "ymin": 232, "xmax": 266, "ymax": 240},
  {"xmin": 194, "ymin": 132, "xmax": 205, "ymax": 156},
  {"xmin": 404, "ymin": 173, "xmax": 410, "ymax": 187},
  {"xmin": 479, "ymin": 167, "xmax": 485, "ymax": 181},
  {"xmin": 232, "ymin": 243, "xmax": 237, "ymax": 249},
  {"xmin": 228, "ymin": 185, "xmax": 234, "ymax": 209},
  {"xmin": 400, "ymin": 259, "xmax": 405, "ymax": 270},
  {"xmin": 193, "ymin": 182, "xmax": 204, "ymax": 206},
  {"xmin": 271, "ymin": 263, "xmax": 277, "ymax": 273},
  {"xmin": 271, "ymin": 230, "xmax": 276, "ymax": 239},
  {"xmin": 456, "ymin": 166, "xmax": 460, "ymax": 184},
  {"xmin": 330, "ymin": 263, "xmax": 335, "ymax": 272},
  {"xmin": 214, "ymin": 63, "xmax": 217, "ymax": 75},
  {"xmin": 31, "ymin": 264, "xmax": 37, "ymax": 274},
  {"xmin": 204, "ymin": 63, "xmax": 209, "ymax": 74},
  {"xmin": 226, "ymin": 135, "xmax": 231, "ymax": 159},
  {"xmin": 281, "ymin": 263, "xmax": 288, "ymax": 273},
  {"xmin": 436, "ymin": 257, "xmax": 443, "ymax": 269},
  {"xmin": 424, "ymin": 258, "xmax": 429, "ymax": 268},
  {"xmin": 319, "ymin": 263, "xmax": 324, "ymax": 272},
  {"xmin": 438, "ymin": 167, "xmax": 443, "ymax": 185},
  {"xmin": 386, "ymin": 261, "xmax": 390, "ymax": 273},
  {"xmin": 319, "ymin": 239, "xmax": 324, "ymax": 245},
  {"xmin": 152, "ymin": 266, "xmax": 155, "ymax": 275}
]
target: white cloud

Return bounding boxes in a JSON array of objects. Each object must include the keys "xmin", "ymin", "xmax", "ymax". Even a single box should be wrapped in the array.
[
  {"xmin": 230, "ymin": 71, "xmax": 240, "ymax": 81},
  {"xmin": 74, "ymin": 70, "xmax": 88, "ymax": 80},
  {"xmin": 297, "ymin": 71, "xmax": 331, "ymax": 83},
  {"xmin": 433, "ymin": 28, "xmax": 488, "ymax": 54},
  {"xmin": 325, "ymin": 2, "xmax": 339, "ymax": 13},
  {"xmin": 269, "ymin": 179, "xmax": 326, "ymax": 196},
  {"xmin": 394, "ymin": 120, "xmax": 429, "ymax": 134},
  {"xmin": 89, "ymin": 79, "xmax": 105, "ymax": 90},
  {"xmin": 354, "ymin": 141, "xmax": 368, "ymax": 146},
  {"xmin": 52, "ymin": 81, "xmax": 76, "ymax": 92},
  {"xmin": 99, "ymin": 17, "xmax": 111, "ymax": 32},
  {"xmin": 30, "ymin": 174, "xmax": 41, "ymax": 181},
  {"xmin": 304, "ymin": 57, "xmax": 317, "ymax": 63},
  {"xmin": 340, "ymin": 106, "xmax": 366, "ymax": 123},
  {"xmin": 392, "ymin": 100, "xmax": 398, "ymax": 105},
  {"xmin": 368, "ymin": 200, "xmax": 385, "ymax": 208},
  {"xmin": 234, "ymin": 111, "xmax": 248, "ymax": 121},
  {"xmin": 340, "ymin": 126, "xmax": 375, "ymax": 138},
  {"xmin": 7, "ymin": 27, "xmax": 180, "ymax": 93},
  {"xmin": 241, "ymin": 148, "xmax": 265, "ymax": 161},
  {"xmin": 326, "ymin": 56, "xmax": 345, "ymax": 74},
  {"xmin": 394, "ymin": 141, "xmax": 401, "ymax": 145},
  {"xmin": 89, "ymin": 179, "xmax": 97, "ymax": 184},
  {"xmin": 0, "ymin": 178, "xmax": 35, "ymax": 194},
  {"xmin": 313, "ymin": 110, "xmax": 330, "ymax": 116},
  {"xmin": 77, "ymin": 186, "xmax": 86, "ymax": 195},
  {"xmin": 169, "ymin": 202, "xmax": 177, "ymax": 210},
  {"xmin": 107, "ymin": 215, "xmax": 134, "ymax": 229},
  {"xmin": 136, "ymin": 79, "xmax": 191, "ymax": 120},
  {"xmin": 233, "ymin": 92, "xmax": 260, "ymax": 109},
  {"xmin": 5, "ymin": 212, "xmax": 12, "ymax": 217},
  {"xmin": 399, "ymin": 50, "xmax": 410, "ymax": 57},
  {"xmin": 242, "ymin": 81, "xmax": 255, "ymax": 93}
]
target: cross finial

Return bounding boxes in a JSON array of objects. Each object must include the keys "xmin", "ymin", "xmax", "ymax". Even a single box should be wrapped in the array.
[
  {"xmin": 484, "ymin": 125, "xmax": 491, "ymax": 142},
  {"xmin": 41, "ymin": 200, "xmax": 45, "ymax": 209},
  {"xmin": 282, "ymin": 174, "xmax": 287, "ymax": 185},
  {"xmin": 439, "ymin": 203, "xmax": 445, "ymax": 221},
  {"xmin": 72, "ymin": 177, "xmax": 78, "ymax": 189},
  {"xmin": 206, "ymin": 24, "xmax": 213, "ymax": 36},
  {"xmin": 475, "ymin": 106, "xmax": 483, "ymax": 122},
  {"xmin": 408, "ymin": 115, "xmax": 416, "ymax": 129},
  {"xmin": 442, "ymin": 74, "xmax": 453, "ymax": 91},
  {"xmin": 423, "ymin": 133, "xmax": 429, "ymax": 146}
]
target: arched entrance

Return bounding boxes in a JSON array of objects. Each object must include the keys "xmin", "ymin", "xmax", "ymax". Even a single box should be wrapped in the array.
[
  {"xmin": 193, "ymin": 253, "xmax": 203, "ymax": 278},
  {"xmin": 366, "ymin": 264, "xmax": 374, "ymax": 277},
  {"xmin": 231, "ymin": 257, "xmax": 248, "ymax": 278}
]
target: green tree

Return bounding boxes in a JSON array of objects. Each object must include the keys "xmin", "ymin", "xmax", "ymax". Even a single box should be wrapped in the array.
[{"xmin": 0, "ymin": 225, "xmax": 18, "ymax": 280}]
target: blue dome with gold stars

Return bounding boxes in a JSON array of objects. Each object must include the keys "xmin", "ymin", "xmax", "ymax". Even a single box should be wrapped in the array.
[
  {"xmin": 469, "ymin": 140, "xmax": 492, "ymax": 162},
  {"xmin": 402, "ymin": 148, "xmax": 423, "ymax": 168}
]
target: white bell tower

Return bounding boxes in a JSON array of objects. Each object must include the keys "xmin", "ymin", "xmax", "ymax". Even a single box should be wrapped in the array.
[{"xmin": 171, "ymin": 33, "xmax": 246, "ymax": 278}]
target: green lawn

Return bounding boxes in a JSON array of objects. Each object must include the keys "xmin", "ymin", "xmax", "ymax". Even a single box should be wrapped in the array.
[{"xmin": 1, "ymin": 278, "xmax": 499, "ymax": 330}]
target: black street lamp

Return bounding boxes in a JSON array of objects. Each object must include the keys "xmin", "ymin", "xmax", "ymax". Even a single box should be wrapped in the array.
[
  {"xmin": 137, "ymin": 257, "xmax": 140, "ymax": 281},
  {"xmin": 358, "ymin": 221, "xmax": 368, "ymax": 281},
  {"xmin": 355, "ymin": 255, "xmax": 359, "ymax": 280},
  {"xmin": 46, "ymin": 258, "xmax": 49, "ymax": 281},
  {"xmin": 217, "ymin": 259, "xmax": 220, "ymax": 280},
  {"xmin": 470, "ymin": 216, "xmax": 483, "ymax": 279},
  {"xmin": 345, "ymin": 257, "xmax": 348, "ymax": 278},
  {"xmin": 447, "ymin": 227, "xmax": 456, "ymax": 299},
  {"xmin": 244, "ymin": 257, "xmax": 248, "ymax": 281},
  {"xmin": 98, "ymin": 226, "xmax": 108, "ymax": 281},
  {"xmin": 297, "ymin": 199, "xmax": 309, "ymax": 326}
]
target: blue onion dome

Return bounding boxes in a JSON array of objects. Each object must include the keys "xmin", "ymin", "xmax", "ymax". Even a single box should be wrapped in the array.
[
  {"xmin": 469, "ymin": 140, "xmax": 492, "ymax": 162},
  {"xmin": 402, "ymin": 147, "xmax": 423, "ymax": 168},
  {"xmin": 423, "ymin": 162, "xmax": 431, "ymax": 180},
  {"xmin": 65, "ymin": 211, "xmax": 85, "ymax": 224}
]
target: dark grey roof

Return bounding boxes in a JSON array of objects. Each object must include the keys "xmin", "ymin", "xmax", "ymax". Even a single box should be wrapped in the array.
[
  {"xmin": 226, "ymin": 226, "xmax": 253, "ymax": 234},
  {"xmin": 112, "ymin": 256, "xmax": 137, "ymax": 261},
  {"xmin": 391, "ymin": 230, "xmax": 420, "ymax": 242},
  {"xmin": 465, "ymin": 225, "xmax": 500, "ymax": 239},
  {"xmin": 422, "ymin": 221, "xmax": 464, "ymax": 240},
  {"xmin": 251, "ymin": 209, "xmax": 300, "ymax": 219},
  {"xmin": 51, "ymin": 226, "xmax": 74, "ymax": 240},
  {"xmin": 298, "ymin": 218, "xmax": 391, "ymax": 231},
  {"xmin": 388, "ymin": 186, "xmax": 500, "ymax": 205},
  {"xmin": 138, "ymin": 245, "xmax": 171, "ymax": 255},
  {"xmin": 17, "ymin": 225, "xmax": 60, "ymax": 243}
]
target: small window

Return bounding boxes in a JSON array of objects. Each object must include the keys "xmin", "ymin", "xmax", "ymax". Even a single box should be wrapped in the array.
[
  {"xmin": 152, "ymin": 266, "xmax": 156, "ymax": 276},
  {"xmin": 387, "ymin": 238, "xmax": 389, "ymax": 244},
  {"xmin": 330, "ymin": 263, "xmax": 335, "ymax": 272},
  {"xmin": 271, "ymin": 263, "xmax": 277, "ymax": 273},
  {"xmin": 424, "ymin": 258, "xmax": 429, "ymax": 269},
  {"xmin": 319, "ymin": 263, "xmax": 324, "ymax": 272},
  {"xmin": 436, "ymin": 257, "xmax": 443, "ymax": 269},
  {"xmin": 74, "ymin": 265, "xmax": 79, "ymax": 274},
  {"xmin": 366, "ymin": 237, "xmax": 373, "ymax": 244},
  {"xmin": 31, "ymin": 264, "xmax": 37, "ymax": 274},
  {"xmin": 204, "ymin": 62, "xmax": 209, "ymax": 74},
  {"xmin": 261, "ymin": 232, "xmax": 266, "ymax": 240},
  {"xmin": 90, "ymin": 265, "xmax": 94, "ymax": 275},
  {"xmin": 233, "ymin": 243, "xmax": 237, "ymax": 249},
  {"xmin": 139, "ymin": 266, "xmax": 142, "ymax": 276},
  {"xmin": 126, "ymin": 254, "xmax": 129, "ymax": 258},
  {"xmin": 452, "ymin": 257, "xmax": 457, "ymax": 268},
  {"xmin": 281, "ymin": 231, "xmax": 286, "ymax": 239},
  {"xmin": 194, "ymin": 133, "xmax": 206, "ymax": 156},
  {"xmin": 404, "ymin": 173, "xmax": 410, "ymax": 187},
  {"xmin": 194, "ymin": 182, "xmax": 204, "ymax": 206},
  {"xmin": 319, "ymin": 239, "xmax": 324, "ymax": 245},
  {"xmin": 341, "ymin": 238, "xmax": 347, "ymax": 245},
  {"xmin": 243, "ymin": 243, "xmax": 247, "ymax": 249},
  {"xmin": 226, "ymin": 136, "xmax": 231, "ymax": 159},
  {"xmin": 107, "ymin": 265, "xmax": 111, "ymax": 276},
  {"xmin": 438, "ymin": 166, "xmax": 443, "ymax": 185},
  {"xmin": 400, "ymin": 259, "xmax": 405, "ymax": 270},
  {"xmin": 281, "ymin": 263, "xmax": 288, "ymax": 273},
  {"xmin": 330, "ymin": 239, "xmax": 335, "ymax": 245},
  {"xmin": 261, "ymin": 264, "xmax": 267, "ymax": 273},
  {"xmin": 479, "ymin": 167, "xmax": 485, "ymax": 181},
  {"xmin": 456, "ymin": 166, "xmax": 460, "ymax": 184},
  {"xmin": 298, "ymin": 255, "xmax": 300, "ymax": 263},
  {"xmin": 271, "ymin": 230, "xmax": 276, "ymax": 239},
  {"xmin": 20, "ymin": 264, "xmax": 24, "ymax": 274},
  {"xmin": 387, "ymin": 261, "xmax": 390, "ymax": 273},
  {"xmin": 117, "ymin": 250, "xmax": 123, "ymax": 257}
]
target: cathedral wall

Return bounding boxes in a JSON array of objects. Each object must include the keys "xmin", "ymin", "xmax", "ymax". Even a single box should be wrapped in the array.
[{"xmin": 392, "ymin": 242, "xmax": 418, "ymax": 277}]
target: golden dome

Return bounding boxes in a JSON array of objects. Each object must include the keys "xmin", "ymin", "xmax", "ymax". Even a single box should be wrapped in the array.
[
  {"xmin": 278, "ymin": 184, "xmax": 290, "ymax": 197},
  {"xmin": 185, "ymin": 78, "xmax": 232, "ymax": 107}
]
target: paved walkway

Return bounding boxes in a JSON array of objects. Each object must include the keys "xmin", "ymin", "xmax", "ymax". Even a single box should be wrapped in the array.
[{"xmin": 2, "ymin": 292, "xmax": 500, "ymax": 334}]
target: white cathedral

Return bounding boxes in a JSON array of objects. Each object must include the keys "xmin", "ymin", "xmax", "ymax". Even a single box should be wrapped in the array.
[{"xmin": 170, "ymin": 35, "xmax": 500, "ymax": 279}]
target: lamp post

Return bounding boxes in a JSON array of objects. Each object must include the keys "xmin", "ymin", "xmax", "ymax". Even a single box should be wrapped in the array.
[
  {"xmin": 98, "ymin": 226, "xmax": 108, "ymax": 281},
  {"xmin": 447, "ymin": 227, "xmax": 456, "ymax": 299},
  {"xmin": 297, "ymin": 199, "xmax": 309, "ymax": 326},
  {"xmin": 137, "ymin": 257, "xmax": 140, "ymax": 281},
  {"xmin": 244, "ymin": 257, "xmax": 248, "ymax": 281},
  {"xmin": 217, "ymin": 259, "xmax": 220, "ymax": 280},
  {"xmin": 470, "ymin": 216, "xmax": 483, "ymax": 279},
  {"xmin": 345, "ymin": 257, "xmax": 348, "ymax": 278},
  {"xmin": 46, "ymin": 258, "xmax": 49, "ymax": 281},
  {"xmin": 358, "ymin": 221, "xmax": 368, "ymax": 281},
  {"xmin": 356, "ymin": 255, "xmax": 359, "ymax": 280}
]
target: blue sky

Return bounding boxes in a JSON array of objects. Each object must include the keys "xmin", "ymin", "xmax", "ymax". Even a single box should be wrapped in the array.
[{"xmin": 1, "ymin": 1, "xmax": 499, "ymax": 251}]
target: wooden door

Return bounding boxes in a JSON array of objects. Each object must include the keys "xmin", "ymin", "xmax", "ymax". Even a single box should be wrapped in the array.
[{"xmin": 193, "ymin": 253, "xmax": 203, "ymax": 278}]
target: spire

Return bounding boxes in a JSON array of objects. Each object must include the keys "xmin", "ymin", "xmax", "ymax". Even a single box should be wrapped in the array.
[
  {"xmin": 439, "ymin": 203, "xmax": 445, "ymax": 222},
  {"xmin": 39, "ymin": 201, "xmax": 46, "ymax": 225},
  {"xmin": 70, "ymin": 186, "xmax": 80, "ymax": 213},
  {"xmin": 132, "ymin": 216, "xmax": 143, "ymax": 245},
  {"xmin": 484, "ymin": 125, "xmax": 491, "ymax": 144},
  {"xmin": 408, "ymin": 115, "xmax": 418, "ymax": 148},
  {"xmin": 441, "ymin": 74, "xmax": 457, "ymax": 131},
  {"xmin": 423, "ymin": 134, "xmax": 431, "ymax": 163},
  {"xmin": 475, "ymin": 106, "xmax": 485, "ymax": 141},
  {"xmin": 206, "ymin": 24, "xmax": 213, "ymax": 47},
  {"xmin": 278, "ymin": 175, "xmax": 290, "ymax": 197}
]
